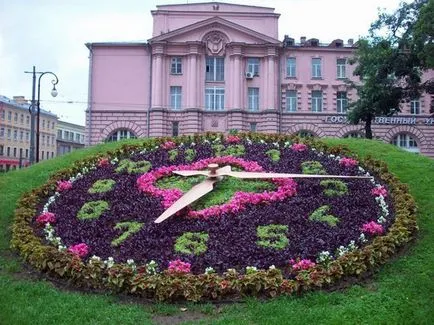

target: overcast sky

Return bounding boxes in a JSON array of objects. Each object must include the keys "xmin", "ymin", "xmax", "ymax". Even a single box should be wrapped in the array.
[{"xmin": 0, "ymin": 0, "xmax": 403, "ymax": 125}]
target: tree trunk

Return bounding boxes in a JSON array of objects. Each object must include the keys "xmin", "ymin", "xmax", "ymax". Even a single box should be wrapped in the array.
[{"xmin": 365, "ymin": 117, "xmax": 373, "ymax": 139}]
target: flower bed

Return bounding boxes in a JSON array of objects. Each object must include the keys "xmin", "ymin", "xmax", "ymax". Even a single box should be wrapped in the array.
[{"xmin": 11, "ymin": 133, "xmax": 418, "ymax": 301}]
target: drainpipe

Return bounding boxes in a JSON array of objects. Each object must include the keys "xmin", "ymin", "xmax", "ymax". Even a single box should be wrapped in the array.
[
  {"xmin": 147, "ymin": 44, "xmax": 152, "ymax": 138},
  {"xmin": 278, "ymin": 46, "xmax": 282, "ymax": 134},
  {"xmin": 86, "ymin": 44, "xmax": 93, "ymax": 146}
]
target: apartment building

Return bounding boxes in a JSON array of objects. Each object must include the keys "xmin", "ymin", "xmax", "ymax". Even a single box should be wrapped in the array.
[{"xmin": 57, "ymin": 120, "xmax": 85, "ymax": 156}]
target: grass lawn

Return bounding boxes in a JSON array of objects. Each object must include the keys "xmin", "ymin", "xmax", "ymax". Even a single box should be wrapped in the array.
[{"xmin": 0, "ymin": 138, "xmax": 433, "ymax": 325}]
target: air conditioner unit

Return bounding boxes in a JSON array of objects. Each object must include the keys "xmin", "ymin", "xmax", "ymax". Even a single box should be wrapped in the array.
[{"xmin": 245, "ymin": 72, "xmax": 254, "ymax": 79}]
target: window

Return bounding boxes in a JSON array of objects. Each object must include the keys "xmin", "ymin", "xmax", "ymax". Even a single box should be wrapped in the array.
[
  {"xmin": 26, "ymin": 116, "xmax": 30, "ymax": 124},
  {"xmin": 410, "ymin": 99, "xmax": 420, "ymax": 114},
  {"xmin": 7, "ymin": 129, "xmax": 11, "ymax": 139},
  {"xmin": 25, "ymin": 149, "xmax": 29, "ymax": 158},
  {"xmin": 81, "ymin": 135, "xmax": 84, "ymax": 143},
  {"xmin": 1, "ymin": 110, "xmax": 4, "ymax": 119},
  {"xmin": 170, "ymin": 57, "xmax": 182, "ymax": 74},
  {"xmin": 25, "ymin": 132, "xmax": 29, "ymax": 141},
  {"xmin": 312, "ymin": 58, "xmax": 322, "ymax": 78},
  {"xmin": 206, "ymin": 57, "xmax": 224, "ymax": 81},
  {"xmin": 285, "ymin": 90, "xmax": 297, "ymax": 112},
  {"xmin": 13, "ymin": 147, "xmax": 17, "ymax": 157},
  {"xmin": 170, "ymin": 86, "xmax": 182, "ymax": 110},
  {"xmin": 107, "ymin": 129, "xmax": 136, "ymax": 142},
  {"xmin": 41, "ymin": 151, "xmax": 44, "ymax": 160},
  {"xmin": 52, "ymin": 121, "xmax": 55, "ymax": 129},
  {"xmin": 57, "ymin": 130, "xmax": 62, "ymax": 139},
  {"xmin": 52, "ymin": 136, "xmax": 55, "ymax": 145},
  {"xmin": 247, "ymin": 58, "xmax": 260, "ymax": 76},
  {"xmin": 205, "ymin": 87, "xmax": 225, "ymax": 111},
  {"xmin": 19, "ymin": 148, "xmax": 23, "ymax": 158},
  {"xmin": 7, "ymin": 111, "xmax": 12, "ymax": 121},
  {"xmin": 7, "ymin": 147, "xmax": 10, "ymax": 156},
  {"xmin": 286, "ymin": 57, "xmax": 296, "ymax": 78},
  {"xmin": 344, "ymin": 132, "xmax": 363, "ymax": 138},
  {"xmin": 51, "ymin": 152, "xmax": 54, "ymax": 158},
  {"xmin": 0, "ymin": 145, "xmax": 3, "ymax": 155},
  {"xmin": 75, "ymin": 133, "xmax": 80, "ymax": 142},
  {"xmin": 14, "ymin": 113, "xmax": 18, "ymax": 122},
  {"xmin": 337, "ymin": 91, "xmax": 348, "ymax": 113},
  {"xmin": 20, "ymin": 131, "xmax": 23, "ymax": 141},
  {"xmin": 42, "ymin": 135, "xmax": 45, "ymax": 146},
  {"xmin": 20, "ymin": 114, "xmax": 24, "ymax": 124},
  {"xmin": 392, "ymin": 134, "xmax": 419, "ymax": 153},
  {"xmin": 13, "ymin": 130, "xmax": 17, "ymax": 141},
  {"xmin": 0, "ymin": 127, "xmax": 4, "ymax": 138},
  {"xmin": 337, "ymin": 58, "xmax": 346, "ymax": 79},
  {"xmin": 297, "ymin": 130, "xmax": 314, "ymax": 138},
  {"xmin": 64, "ymin": 131, "xmax": 70, "ymax": 139},
  {"xmin": 311, "ymin": 91, "xmax": 323, "ymax": 112},
  {"xmin": 69, "ymin": 132, "xmax": 74, "ymax": 141},
  {"xmin": 248, "ymin": 88, "xmax": 259, "ymax": 111},
  {"xmin": 172, "ymin": 121, "xmax": 179, "ymax": 137},
  {"xmin": 249, "ymin": 122, "xmax": 257, "ymax": 132}
]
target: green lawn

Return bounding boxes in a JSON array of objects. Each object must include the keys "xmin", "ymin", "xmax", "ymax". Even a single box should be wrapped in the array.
[{"xmin": 1, "ymin": 138, "xmax": 433, "ymax": 325}]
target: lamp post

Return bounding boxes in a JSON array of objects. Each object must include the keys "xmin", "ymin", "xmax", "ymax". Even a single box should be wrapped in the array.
[{"xmin": 25, "ymin": 66, "xmax": 59, "ymax": 164}]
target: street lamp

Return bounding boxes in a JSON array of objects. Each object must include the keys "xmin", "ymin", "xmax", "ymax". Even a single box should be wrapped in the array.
[{"xmin": 25, "ymin": 66, "xmax": 59, "ymax": 164}]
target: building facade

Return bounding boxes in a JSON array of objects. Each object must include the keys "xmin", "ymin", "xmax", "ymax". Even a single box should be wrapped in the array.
[
  {"xmin": 85, "ymin": 2, "xmax": 434, "ymax": 157},
  {"xmin": 56, "ymin": 121, "xmax": 85, "ymax": 156},
  {"xmin": 0, "ymin": 96, "xmax": 58, "ymax": 171}
]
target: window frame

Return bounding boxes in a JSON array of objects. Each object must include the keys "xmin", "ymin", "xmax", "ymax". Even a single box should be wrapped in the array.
[
  {"xmin": 311, "ymin": 90, "xmax": 323, "ymax": 112},
  {"xmin": 336, "ymin": 91, "xmax": 348, "ymax": 113},
  {"xmin": 285, "ymin": 90, "xmax": 297, "ymax": 112},
  {"xmin": 248, "ymin": 87, "xmax": 259, "ymax": 111},
  {"xmin": 170, "ymin": 86, "xmax": 182, "ymax": 110},
  {"xmin": 247, "ymin": 57, "xmax": 260, "ymax": 76},
  {"xmin": 206, "ymin": 57, "xmax": 225, "ymax": 82},
  {"xmin": 311, "ymin": 58, "xmax": 322, "ymax": 78},
  {"xmin": 286, "ymin": 57, "xmax": 296, "ymax": 78},
  {"xmin": 336, "ymin": 58, "xmax": 346, "ymax": 79},
  {"xmin": 410, "ymin": 99, "xmax": 420, "ymax": 115},
  {"xmin": 170, "ymin": 57, "xmax": 182, "ymax": 75},
  {"xmin": 205, "ymin": 87, "xmax": 225, "ymax": 111}
]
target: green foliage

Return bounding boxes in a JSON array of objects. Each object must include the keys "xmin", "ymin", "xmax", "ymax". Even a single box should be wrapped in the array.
[
  {"xmin": 115, "ymin": 159, "xmax": 151, "ymax": 174},
  {"xmin": 320, "ymin": 179, "xmax": 348, "ymax": 197},
  {"xmin": 184, "ymin": 148, "xmax": 196, "ymax": 162},
  {"xmin": 256, "ymin": 224, "xmax": 289, "ymax": 249},
  {"xmin": 157, "ymin": 175, "xmax": 205, "ymax": 192},
  {"xmin": 111, "ymin": 221, "xmax": 144, "ymax": 247},
  {"xmin": 301, "ymin": 161, "xmax": 326, "ymax": 174},
  {"xmin": 212, "ymin": 144, "xmax": 245, "ymax": 157},
  {"xmin": 348, "ymin": 0, "xmax": 434, "ymax": 134},
  {"xmin": 266, "ymin": 149, "xmax": 281, "ymax": 162},
  {"xmin": 309, "ymin": 205, "xmax": 339, "ymax": 227},
  {"xmin": 77, "ymin": 200, "xmax": 109, "ymax": 220},
  {"xmin": 228, "ymin": 128, "xmax": 239, "ymax": 135},
  {"xmin": 168, "ymin": 149, "xmax": 178, "ymax": 162},
  {"xmin": 174, "ymin": 232, "xmax": 209, "ymax": 255},
  {"xmin": 88, "ymin": 179, "xmax": 116, "ymax": 194}
]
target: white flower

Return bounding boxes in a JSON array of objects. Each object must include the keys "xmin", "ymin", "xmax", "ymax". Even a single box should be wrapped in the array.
[
  {"xmin": 126, "ymin": 259, "xmax": 135, "ymax": 265},
  {"xmin": 273, "ymin": 142, "xmax": 280, "ymax": 148},
  {"xmin": 359, "ymin": 233, "xmax": 368, "ymax": 243},
  {"xmin": 246, "ymin": 266, "xmax": 257, "ymax": 274},
  {"xmin": 104, "ymin": 257, "xmax": 115, "ymax": 268},
  {"xmin": 190, "ymin": 142, "xmax": 195, "ymax": 146},
  {"xmin": 377, "ymin": 216, "xmax": 387, "ymax": 224},
  {"xmin": 205, "ymin": 267, "xmax": 215, "ymax": 274},
  {"xmin": 269, "ymin": 265, "xmax": 276, "ymax": 270}
]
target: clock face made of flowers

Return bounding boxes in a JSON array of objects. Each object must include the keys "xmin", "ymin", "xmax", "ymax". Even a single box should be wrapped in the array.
[
  {"xmin": 35, "ymin": 135, "xmax": 391, "ymax": 275},
  {"xmin": 21, "ymin": 133, "xmax": 416, "ymax": 301}
]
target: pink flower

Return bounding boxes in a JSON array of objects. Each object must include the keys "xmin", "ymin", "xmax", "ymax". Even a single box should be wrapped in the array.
[
  {"xmin": 98, "ymin": 158, "xmax": 109, "ymax": 167},
  {"xmin": 57, "ymin": 180, "xmax": 72, "ymax": 192},
  {"xmin": 36, "ymin": 212, "xmax": 56, "ymax": 225},
  {"xmin": 371, "ymin": 186, "xmax": 388, "ymax": 197},
  {"xmin": 161, "ymin": 141, "xmax": 176, "ymax": 150},
  {"xmin": 68, "ymin": 243, "xmax": 89, "ymax": 257},
  {"xmin": 168, "ymin": 259, "xmax": 191, "ymax": 273},
  {"xmin": 291, "ymin": 259, "xmax": 316, "ymax": 271},
  {"xmin": 361, "ymin": 221, "xmax": 384, "ymax": 235},
  {"xmin": 339, "ymin": 157, "xmax": 358, "ymax": 167},
  {"xmin": 291, "ymin": 143, "xmax": 307, "ymax": 152},
  {"xmin": 226, "ymin": 135, "xmax": 241, "ymax": 144}
]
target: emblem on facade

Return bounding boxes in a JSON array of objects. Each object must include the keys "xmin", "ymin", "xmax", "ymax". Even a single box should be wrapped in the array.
[{"xmin": 204, "ymin": 32, "xmax": 227, "ymax": 56}]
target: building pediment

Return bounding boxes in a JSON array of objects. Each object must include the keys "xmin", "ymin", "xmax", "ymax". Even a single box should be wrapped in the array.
[{"xmin": 149, "ymin": 16, "xmax": 280, "ymax": 45}]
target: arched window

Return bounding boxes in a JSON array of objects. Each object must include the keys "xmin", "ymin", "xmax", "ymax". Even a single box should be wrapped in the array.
[
  {"xmin": 391, "ymin": 133, "xmax": 419, "ymax": 153},
  {"xmin": 106, "ymin": 129, "xmax": 136, "ymax": 142},
  {"xmin": 344, "ymin": 132, "xmax": 364, "ymax": 139},
  {"xmin": 296, "ymin": 130, "xmax": 315, "ymax": 138}
]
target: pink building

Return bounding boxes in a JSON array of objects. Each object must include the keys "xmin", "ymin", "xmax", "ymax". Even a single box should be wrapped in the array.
[{"xmin": 86, "ymin": 2, "xmax": 434, "ymax": 157}]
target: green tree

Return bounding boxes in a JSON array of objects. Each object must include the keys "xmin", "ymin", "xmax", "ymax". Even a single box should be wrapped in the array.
[{"xmin": 348, "ymin": 0, "xmax": 434, "ymax": 138}]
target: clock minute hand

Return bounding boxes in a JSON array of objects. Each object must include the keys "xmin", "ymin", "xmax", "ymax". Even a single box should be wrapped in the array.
[
  {"xmin": 221, "ymin": 170, "xmax": 373, "ymax": 180},
  {"xmin": 173, "ymin": 165, "xmax": 231, "ymax": 177},
  {"xmin": 154, "ymin": 178, "xmax": 217, "ymax": 223}
]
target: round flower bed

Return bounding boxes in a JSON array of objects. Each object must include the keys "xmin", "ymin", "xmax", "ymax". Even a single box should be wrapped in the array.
[{"xmin": 11, "ymin": 133, "xmax": 418, "ymax": 301}]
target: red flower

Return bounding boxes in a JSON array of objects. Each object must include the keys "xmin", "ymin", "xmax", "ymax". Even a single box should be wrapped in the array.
[
  {"xmin": 36, "ymin": 212, "xmax": 56, "ymax": 224},
  {"xmin": 68, "ymin": 243, "xmax": 89, "ymax": 257}
]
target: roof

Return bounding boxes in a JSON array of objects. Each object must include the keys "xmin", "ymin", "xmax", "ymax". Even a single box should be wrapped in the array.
[{"xmin": 0, "ymin": 95, "xmax": 58, "ymax": 118}]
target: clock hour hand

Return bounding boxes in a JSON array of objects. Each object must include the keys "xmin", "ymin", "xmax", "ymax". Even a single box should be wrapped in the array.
[{"xmin": 154, "ymin": 178, "xmax": 217, "ymax": 223}]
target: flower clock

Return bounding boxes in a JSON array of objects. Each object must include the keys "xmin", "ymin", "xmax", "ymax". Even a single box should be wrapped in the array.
[{"xmin": 11, "ymin": 133, "xmax": 418, "ymax": 301}]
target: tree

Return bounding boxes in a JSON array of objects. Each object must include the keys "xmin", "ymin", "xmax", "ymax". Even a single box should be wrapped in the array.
[{"xmin": 348, "ymin": 0, "xmax": 434, "ymax": 138}]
